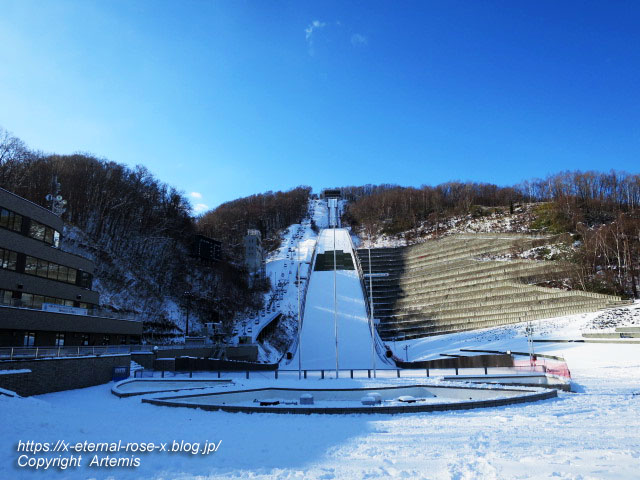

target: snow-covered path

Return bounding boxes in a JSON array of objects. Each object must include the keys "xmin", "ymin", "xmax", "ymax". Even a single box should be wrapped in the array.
[{"xmin": 292, "ymin": 228, "xmax": 378, "ymax": 370}]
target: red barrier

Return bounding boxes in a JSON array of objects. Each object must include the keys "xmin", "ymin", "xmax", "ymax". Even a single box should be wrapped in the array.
[{"xmin": 513, "ymin": 358, "xmax": 571, "ymax": 379}]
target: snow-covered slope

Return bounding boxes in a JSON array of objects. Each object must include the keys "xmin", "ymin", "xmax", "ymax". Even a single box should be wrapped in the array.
[{"xmin": 360, "ymin": 204, "xmax": 537, "ymax": 248}]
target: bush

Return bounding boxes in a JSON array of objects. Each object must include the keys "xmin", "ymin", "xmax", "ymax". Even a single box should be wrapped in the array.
[{"xmin": 530, "ymin": 204, "xmax": 573, "ymax": 233}]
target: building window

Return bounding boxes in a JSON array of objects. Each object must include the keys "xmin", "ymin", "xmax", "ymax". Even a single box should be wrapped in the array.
[
  {"xmin": 3, "ymin": 290, "xmax": 94, "ymax": 311},
  {"xmin": 36, "ymin": 258, "xmax": 48, "ymax": 278},
  {"xmin": 19, "ymin": 292, "xmax": 31, "ymax": 307},
  {"xmin": 68, "ymin": 267, "xmax": 77, "ymax": 284},
  {"xmin": 0, "ymin": 207, "xmax": 23, "ymax": 232},
  {"xmin": 0, "ymin": 248, "xmax": 18, "ymax": 271},
  {"xmin": 3, "ymin": 244, "xmax": 94, "ymax": 289},
  {"xmin": 47, "ymin": 262, "xmax": 59, "ymax": 280},
  {"xmin": 32, "ymin": 294, "xmax": 44, "ymax": 309},
  {"xmin": 24, "ymin": 331, "xmax": 35, "ymax": 346},
  {"xmin": 55, "ymin": 333, "xmax": 65, "ymax": 346},
  {"xmin": 29, "ymin": 221, "xmax": 45, "ymax": 241},
  {"xmin": 28, "ymin": 219, "xmax": 60, "ymax": 247},
  {"xmin": 1, "ymin": 289, "xmax": 11, "ymax": 305},
  {"xmin": 23, "ymin": 253, "xmax": 89, "ymax": 287},
  {"xmin": 78, "ymin": 271, "xmax": 92, "ymax": 289},
  {"xmin": 59, "ymin": 265, "xmax": 69, "ymax": 282},
  {"xmin": 1, "ymin": 206, "xmax": 62, "ymax": 245}
]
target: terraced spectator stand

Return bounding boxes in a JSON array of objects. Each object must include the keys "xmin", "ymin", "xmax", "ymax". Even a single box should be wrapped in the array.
[{"xmin": 357, "ymin": 234, "xmax": 627, "ymax": 341}]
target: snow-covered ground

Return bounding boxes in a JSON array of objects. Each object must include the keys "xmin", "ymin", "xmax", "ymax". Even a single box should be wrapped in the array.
[
  {"xmin": 2, "ymin": 303, "xmax": 640, "ymax": 479},
  {"xmin": 391, "ymin": 301, "xmax": 640, "ymax": 363}
]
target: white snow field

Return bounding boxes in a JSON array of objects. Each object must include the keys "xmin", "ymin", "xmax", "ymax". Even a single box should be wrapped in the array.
[
  {"xmin": 290, "ymin": 227, "xmax": 382, "ymax": 370},
  {"xmin": 2, "ymin": 305, "xmax": 640, "ymax": 479}
]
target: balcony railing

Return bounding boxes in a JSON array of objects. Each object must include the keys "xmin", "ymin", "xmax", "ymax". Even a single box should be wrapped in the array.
[
  {"xmin": 0, "ymin": 301, "xmax": 140, "ymax": 322},
  {"xmin": 0, "ymin": 344, "xmax": 202, "ymax": 360}
]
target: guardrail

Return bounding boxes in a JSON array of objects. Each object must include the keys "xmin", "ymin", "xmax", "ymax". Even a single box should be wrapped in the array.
[{"xmin": 153, "ymin": 365, "xmax": 567, "ymax": 382}]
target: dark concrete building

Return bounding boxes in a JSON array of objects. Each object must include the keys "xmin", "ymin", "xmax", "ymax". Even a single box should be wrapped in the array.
[
  {"xmin": 190, "ymin": 234, "xmax": 222, "ymax": 262},
  {"xmin": 321, "ymin": 188, "xmax": 341, "ymax": 199},
  {"xmin": 243, "ymin": 229, "xmax": 264, "ymax": 277},
  {"xmin": 0, "ymin": 188, "xmax": 142, "ymax": 347}
]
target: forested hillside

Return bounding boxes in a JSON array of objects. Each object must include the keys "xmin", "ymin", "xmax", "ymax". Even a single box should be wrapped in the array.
[
  {"xmin": 343, "ymin": 172, "xmax": 640, "ymax": 298},
  {"xmin": 197, "ymin": 186, "xmax": 312, "ymax": 256},
  {"xmin": 0, "ymin": 127, "xmax": 263, "ymax": 341}
]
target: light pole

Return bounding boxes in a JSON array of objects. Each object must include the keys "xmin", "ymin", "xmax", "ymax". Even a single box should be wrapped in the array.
[
  {"xmin": 333, "ymin": 213, "xmax": 339, "ymax": 378},
  {"xmin": 297, "ymin": 241, "xmax": 302, "ymax": 379},
  {"xmin": 368, "ymin": 230, "xmax": 377, "ymax": 378},
  {"xmin": 183, "ymin": 291, "xmax": 193, "ymax": 339},
  {"xmin": 526, "ymin": 321, "xmax": 535, "ymax": 366}
]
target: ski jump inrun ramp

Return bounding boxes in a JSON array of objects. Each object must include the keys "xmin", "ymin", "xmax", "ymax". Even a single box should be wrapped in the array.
[{"xmin": 288, "ymin": 228, "xmax": 388, "ymax": 370}]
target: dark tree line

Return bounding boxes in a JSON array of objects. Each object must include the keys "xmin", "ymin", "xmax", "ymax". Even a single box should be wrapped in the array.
[
  {"xmin": 197, "ymin": 186, "xmax": 312, "ymax": 258},
  {"xmin": 342, "ymin": 182, "xmax": 522, "ymax": 235}
]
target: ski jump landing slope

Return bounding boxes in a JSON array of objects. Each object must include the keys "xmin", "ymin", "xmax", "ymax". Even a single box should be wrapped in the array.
[{"xmin": 292, "ymin": 228, "xmax": 380, "ymax": 370}]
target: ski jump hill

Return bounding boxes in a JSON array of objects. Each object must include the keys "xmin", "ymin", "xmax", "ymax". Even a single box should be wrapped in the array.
[{"xmin": 290, "ymin": 228, "xmax": 387, "ymax": 370}]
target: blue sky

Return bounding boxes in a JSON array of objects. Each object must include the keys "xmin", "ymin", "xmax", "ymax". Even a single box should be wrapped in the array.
[{"xmin": 1, "ymin": 1, "xmax": 639, "ymax": 213}]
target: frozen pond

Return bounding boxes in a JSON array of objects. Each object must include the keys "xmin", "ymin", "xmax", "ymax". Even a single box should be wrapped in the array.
[{"xmin": 142, "ymin": 384, "xmax": 556, "ymax": 414}]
